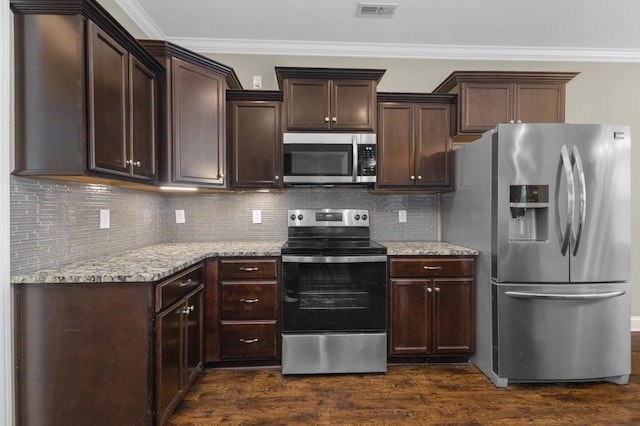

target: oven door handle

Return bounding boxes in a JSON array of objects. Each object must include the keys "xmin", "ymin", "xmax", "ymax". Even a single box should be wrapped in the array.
[{"xmin": 281, "ymin": 255, "xmax": 387, "ymax": 264}]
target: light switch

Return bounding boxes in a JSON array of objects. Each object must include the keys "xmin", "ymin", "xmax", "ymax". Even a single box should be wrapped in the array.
[
  {"xmin": 99, "ymin": 209, "xmax": 110, "ymax": 229},
  {"xmin": 252, "ymin": 210, "xmax": 262, "ymax": 224},
  {"xmin": 398, "ymin": 210, "xmax": 407, "ymax": 223},
  {"xmin": 175, "ymin": 210, "xmax": 186, "ymax": 224}
]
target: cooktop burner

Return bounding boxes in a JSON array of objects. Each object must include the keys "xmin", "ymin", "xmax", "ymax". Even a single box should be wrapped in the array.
[{"xmin": 282, "ymin": 208, "xmax": 387, "ymax": 256}]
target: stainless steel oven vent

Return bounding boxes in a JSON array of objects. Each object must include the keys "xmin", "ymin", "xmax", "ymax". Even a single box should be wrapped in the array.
[{"xmin": 356, "ymin": 2, "xmax": 398, "ymax": 18}]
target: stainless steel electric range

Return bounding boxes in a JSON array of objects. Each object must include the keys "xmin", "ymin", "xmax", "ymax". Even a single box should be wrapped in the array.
[{"xmin": 281, "ymin": 208, "xmax": 388, "ymax": 375}]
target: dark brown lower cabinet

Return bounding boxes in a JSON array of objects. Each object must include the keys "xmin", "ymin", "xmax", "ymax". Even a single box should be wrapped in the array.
[
  {"xmin": 206, "ymin": 257, "xmax": 281, "ymax": 363},
  {"xmin": 14, "ymin": 263, "xmax": 205, "ymax": 426},
  {"xmin": 388, "ymin": 256, "xmax": 475, "ymax": 358}
]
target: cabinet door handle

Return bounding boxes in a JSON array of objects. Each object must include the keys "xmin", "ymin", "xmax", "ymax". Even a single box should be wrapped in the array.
[
  {"xmin": 239, "ymin": 267, "xmax": 259, "ymax": 272},
  {"xmin": 423, "ymin": 266, "xmax": 442, "ymax": 270},
  {"xmin": 240, "ymin": 338, "xmax": 259, "ymax": 344},
  {"xmin": 179, "ymin": 279, "xmax": 193, "ymax": 287},
  {"xmin": 240, "ymin": 298, "xmax": 259, "ymax": 304}
]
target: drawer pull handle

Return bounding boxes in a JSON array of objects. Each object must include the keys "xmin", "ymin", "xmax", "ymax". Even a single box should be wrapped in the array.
[
  {"xmin": 423, "ymin": 266, "xmax": 442, "ymax": 270},
  {"xmin": 179, "ymin": 279, "xmax": 193, "ymax": 287},
  {"xmin": 239, "ymin": 267, "xmax": 259, "ymax": 272},
  {"xmin": 240, "ymin": 338, "xmax": 259, "ymax": 344},
  {"xmin": 240, "ymin": 298, "xmax": 259, "ymax": 304}
]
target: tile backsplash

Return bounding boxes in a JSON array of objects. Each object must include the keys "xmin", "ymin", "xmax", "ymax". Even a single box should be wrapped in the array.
[{"xmin": 10, "ymin": 177, "xmax": 438, "ymax": 274}]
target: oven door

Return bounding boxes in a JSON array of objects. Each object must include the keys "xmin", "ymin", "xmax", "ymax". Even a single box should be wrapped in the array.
[{"xmin": 281, "ymin": 255, "xmax": 387, "ymax": 333}]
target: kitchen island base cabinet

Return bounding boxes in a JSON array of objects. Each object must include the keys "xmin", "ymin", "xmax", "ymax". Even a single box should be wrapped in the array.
[{"xmin": 388, "ymin": 257, "xmax": 475, "ymax": 359}]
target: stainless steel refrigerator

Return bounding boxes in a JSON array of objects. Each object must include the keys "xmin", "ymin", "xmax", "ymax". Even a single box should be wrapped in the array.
[{"xmin": 442, "ymin": 123, "xmax": 631, "ymax": 387}]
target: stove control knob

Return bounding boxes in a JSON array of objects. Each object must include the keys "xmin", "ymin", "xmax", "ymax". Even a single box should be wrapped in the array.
[
  {"xmin": 290, "ymin": 214, "xmax": 296, "ymax": 221},
  {"xmin": 354, "ymin": 214, "xmax": 360, "ymax": 220},
  {"xmin": 297, "ymin": 214, "xmax": 304, "ymax": 220},
  {"xmin": 362, "ymin": 214, "xmax": 368, "ymax": 221}
]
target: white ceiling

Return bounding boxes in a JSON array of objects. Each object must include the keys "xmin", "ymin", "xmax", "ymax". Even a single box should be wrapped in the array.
[{"xmin": 113, "ymin": 0, "xmax": 640, "ymax": 61}]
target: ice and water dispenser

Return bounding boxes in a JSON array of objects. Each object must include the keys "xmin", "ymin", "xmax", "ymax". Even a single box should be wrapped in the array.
[{"xmin": 509, "ymin": 185, "xmax": 549, "ymax": 241}]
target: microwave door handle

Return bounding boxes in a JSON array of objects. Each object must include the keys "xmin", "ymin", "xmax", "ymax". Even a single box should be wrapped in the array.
[{"xmin": 352, "ymin": 135, "xmax": 358, "ymax": 182}]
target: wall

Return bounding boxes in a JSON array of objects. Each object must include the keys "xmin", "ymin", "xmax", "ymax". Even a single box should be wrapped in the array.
[
  {"xmin": 163, "ymin": 188, "xmax": 437, "ymax": 243},
  {"xmin": 10, "ymin": 177, "xmax": 437, "ymax": 274},
  {"xmin": 10, "ymin": 176, "xmax": 165, "ymax": 274}
]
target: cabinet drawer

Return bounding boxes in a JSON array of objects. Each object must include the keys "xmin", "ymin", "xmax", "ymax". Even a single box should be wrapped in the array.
[
  {"xmin": 389, "ymin": 257, "xmax": 474, "ymax": 278},
  {"xmin": 156, "ymin": 264, "xmax": 203, "ymax": 312},
  {"xmin": 221, "ymin": 281, "xmax": 278, "ymax": 320},
  {"xmin": 219, "ymin": 258, "xmax": 278, "ymax": 280},
  {"xmin": 220, "ymin": 321, "xmax": 278, "ymax": 359}
]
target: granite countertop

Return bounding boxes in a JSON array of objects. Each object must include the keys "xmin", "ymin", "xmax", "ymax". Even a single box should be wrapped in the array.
[
  {"xmin": 381, "ymin": 241, "xmax": 478, "ymax": 256},
  {"xmin": 11, "ymin": 241, "xmax": 285, "ymax": 284},
  {"xmin": 11, "ymin": 240, "xmax": 478, "ymax": 284}
]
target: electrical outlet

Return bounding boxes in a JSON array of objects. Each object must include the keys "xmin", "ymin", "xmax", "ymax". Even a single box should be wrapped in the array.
[
  {"xmin": 252, "ymin": 209, "xmax": 262, "ymax": 224},
  {"xmin": 252, "ymin": 75, "xmax": 262, "ymax": 89},
  {"xmin": 398, "ymin": 210, "xmax": 407, "ymax": 223},
  {"xmin": 175, "ymin": 210, "xmax": 185, "ymax": 224},
  {"xmin": 99, "ymin": 209, "xmax": 110, "ymax": 229}
]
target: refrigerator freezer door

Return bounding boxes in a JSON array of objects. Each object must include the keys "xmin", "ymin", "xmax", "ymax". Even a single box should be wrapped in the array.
[
  {"xmin": 494, "ymin": 124, "xmax": 570, "ymax": 282},
  {"xmin": 569, "ymin": 124, "xmax": 630, "ymax": 282},
  {"xmin": 493, "ymin": 282, "xmax": 630, "ymax": 384}
]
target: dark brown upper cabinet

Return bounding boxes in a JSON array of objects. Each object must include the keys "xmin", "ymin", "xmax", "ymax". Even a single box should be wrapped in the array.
[
  {"xmin": 377, "ymin": 93, "xmax": 456, "ymax": 192},
  {"xmin": 11, "ymin": 0, "xmax": 163, "ymax": 184},
  {"xmin": 140, "ymin": 40, "xmax": 242, "ymax": 189},
  {"xmin": 227, "ymin": 90, "xmax": 283, "ymax": 190},
  {"xmin": 275, "ymin": 67, "xmax": 385, "ymax": 132},
  {"xmin": 433, "ymin": 71, "xmax": 578, "ymax": 142}
]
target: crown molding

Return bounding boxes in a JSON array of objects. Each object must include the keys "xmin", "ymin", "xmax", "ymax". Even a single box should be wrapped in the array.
[
  {"xmin": 166, "ymin": 37, "xmax": 640, "ymax": 63},
  {"xmin": 113, "ymin": 0, "xmax": 164, "ymax": 39}
]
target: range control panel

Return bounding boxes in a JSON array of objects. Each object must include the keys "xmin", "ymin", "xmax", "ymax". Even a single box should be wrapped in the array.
[{"xmin": 288, "ymin": 209, "xmax": 370, "ymax": 227}]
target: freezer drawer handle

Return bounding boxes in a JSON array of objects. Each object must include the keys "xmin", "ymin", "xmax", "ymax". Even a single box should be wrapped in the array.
[{"xmin": 505, "ymin": 290, "xmax": 625, "ymax": 300}]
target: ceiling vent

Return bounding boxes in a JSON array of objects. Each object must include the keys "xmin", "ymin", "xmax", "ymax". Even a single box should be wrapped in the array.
[{"xmin": 356, "ymin": 2, "xmax": 399, "ymax": 18}]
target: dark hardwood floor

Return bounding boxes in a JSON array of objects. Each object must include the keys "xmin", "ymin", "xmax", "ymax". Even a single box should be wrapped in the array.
[{"xmin": 168, "ymin": 333, "xmax": 640, "ymax": 425}]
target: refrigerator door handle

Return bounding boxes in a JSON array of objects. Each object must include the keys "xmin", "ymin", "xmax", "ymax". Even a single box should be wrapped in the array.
[
  {"xmin": 504, "ymin": 290, "xmax": 625, "ymax": 301},
  {"xmin": 571, "ymin": 145, "xmax": 587, "ymax": 256},
  {"xmin": 559, "ymin": 145, "xmax": 575, "ymax": 256}
]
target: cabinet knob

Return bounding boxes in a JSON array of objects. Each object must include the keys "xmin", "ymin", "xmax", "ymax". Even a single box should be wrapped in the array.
[
  {"xmin": 417, "ymin": 175, "xmax": 422, "ymax": 180},
  {"xmin": 435, "ymin": 287, "xmax": 441, "ymax": 293},
  {"xmin": 516, "ymin": 120, "xmax": 522, "ymax": 124},
  {"xmin": 427, "ymin": 288, "xmax": 433, "ymax": 293},
  {"xmin": 509, "ymin": 120, "xmax": 515, "ymax": 124},
  {"xmin": 324, "ymin": 117, "xmax": 330, "ymax": 122},
  {"xmin": 275, "ymin": 175, "xmax": 280, "ymax": 181},
  {"xmin": 240, "ymin": 338, "xmax": 259, "ymax": 344},
  {"xmin": 331, "ymin": 117, "xmax": 337, "ymax": 123},
  {"xmin": 410, "ymin": 175, "xmax": 415, "ymax": 180},
  {"xmin": 126, "ymin": 159, "xmax": 132, "ymax": 166},
  {"xmin": 135, "ymin": 161, "xmax": 141, "ymax": 167}
]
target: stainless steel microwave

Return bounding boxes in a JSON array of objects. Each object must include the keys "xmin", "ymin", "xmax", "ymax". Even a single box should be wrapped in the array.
[{"xmin": 283, "ymin": 133, "xmax": 377, "ymax": 185}]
